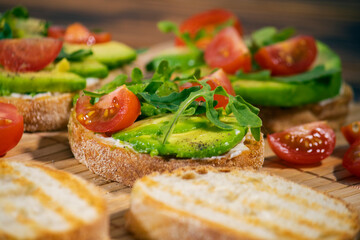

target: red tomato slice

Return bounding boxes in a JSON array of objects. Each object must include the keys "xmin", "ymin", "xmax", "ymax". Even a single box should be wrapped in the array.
[
  {"xmin": 204, "ymin": 27, "xmax": 251, "ymax": 74},
  {"xmin": 0, "ymin": 103, "xmax": 23, "ymax": 157},
  {"xmin": 0, "ymin": 38, "xmax": 63, "ymax": 72},
  {"xmin": 75, "ymin": 86, "xmax": 141, "ymax": 133},
  {"xmin": 64, "ymin": 23, "xmax": 111, "ymax": 45},
  {"xmin": 179, "ymin": 69, "xmax": 235, "ymax": 109},
  {"xmin": 341, "ymin": 121, "xmax": 360, "ymax": 145},
  {"xmin": 343, "ymin": 140, "xmax": 360, "ymax": 177},
  {"xmin": 268, "ymin": 121, "xmax": 336, "ymax": 164},
  {"xmin": 47, "ymin": 25, "xmax": 66, "ymax": 39},
  {"xmin": 175, "ymin": 9, "xmax": 243, "ymax": 49},
  {"xmin": 254, "ymin": 35, "xmax": 317, "ymax": 76}
]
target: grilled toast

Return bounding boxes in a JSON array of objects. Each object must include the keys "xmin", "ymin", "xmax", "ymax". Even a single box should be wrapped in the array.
[
  {"xmin": 0, "ymin": 160, "xmax": 109, "ymax": 240},
  {"xmin": 126, "ymin": 167, "xmax": 360, "ymax": 240}
]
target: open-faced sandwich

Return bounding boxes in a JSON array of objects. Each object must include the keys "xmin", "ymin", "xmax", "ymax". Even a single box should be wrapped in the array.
[
  {"xmin": 0, "ymin": 6, "xmax": 136, "ymax": 131},
  {"xmin": 136, "ymin": 9, "xmax": 352, "ymax": 133},
  {"xmin": 68, "ymin": 61, "xmax": 264, "ymax": 186}
]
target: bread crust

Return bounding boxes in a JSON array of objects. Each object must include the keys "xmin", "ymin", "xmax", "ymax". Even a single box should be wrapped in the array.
[
  {"xmin": 68, "ymin": 111, "xmax": 264, "ymax": 187},
  {"xmin": 126, "ymin": 166, "xmax": 360, "ymax": 240},
  {"xmin": 0, "ymin": 159, "xmax": 109, "ymax": 240},
  {"xmin": 0, "ymin": 93, "xmax": 74, "ymax": 132}
]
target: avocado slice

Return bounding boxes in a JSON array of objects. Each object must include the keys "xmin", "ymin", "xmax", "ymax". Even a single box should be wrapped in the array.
[
  {"xmin": 112, "ymin": 114, "xmax": 246, "ymax": 158},
  {"xmin": 231, "ymin": 42, "xmax": 342, "ymax": 107},
  {"xmin": 146, "ymin": 47, "xmax": 205, "ymax": 71},
  {"xmin": 0, "ymin": 70, "xmax": 86, "ymax": 95},
  {"xmin": 69, "ymin": 58, "xmax": 109, "ymax": 79},
  {"xmin": 64, "ymin": 41, "xmax": 136, "ymax": 69}
]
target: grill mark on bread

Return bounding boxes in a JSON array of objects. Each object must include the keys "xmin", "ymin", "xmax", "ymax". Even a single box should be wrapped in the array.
[{"xmin": 141, "ymin": 177, "xmax": 349, "ymax": 238}]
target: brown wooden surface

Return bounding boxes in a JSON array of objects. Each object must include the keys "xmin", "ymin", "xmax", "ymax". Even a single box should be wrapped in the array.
[
  {"xmin": 2, "ymin": 103, "xmax": 360, "ymax": 239},
  {"xmin": 0, "ymin": 0, "xmax": 359, "ymax": 100}
]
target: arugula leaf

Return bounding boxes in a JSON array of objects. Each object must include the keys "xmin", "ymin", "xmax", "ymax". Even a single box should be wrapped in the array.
[
  {"xmin": 131, "ymin": 67, "xmax": 143, "ymax": 83},
  {"xmin": 56, "ymin": 48, "xmax": 93, "ymax": 62},
  {"xmin": 10, "ymin": 6, "xmax": 29, "ymax": 19},
  {"xmin": 83, "ymin": 90, "xmax": 106, "ymax": 98}
]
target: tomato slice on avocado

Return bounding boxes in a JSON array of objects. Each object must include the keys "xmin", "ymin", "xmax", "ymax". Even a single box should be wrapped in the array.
[
  {"xmin": 268, "ymin": 122, "xmax": 336, "ymax": 164},
  {"xmin": 76, "ymin": 86, "xmax": 141, "ymax": 133},
  {"xmin": 343, "ymin": 140, "xmax": 360, "ymax": 177},
  {"xmin": 204, "ymin": 27, "xmax": 251, "ymax": 74},
  {"xmin": 341, "ymin": 121, "xmax": 360, "ymax": 145},
  {"xmin": 0, "ymin": 103, "xmax": 23, "ymax": 157},
  {"xmin": 0, "ymin": 38, "xmax": 63, "ymax": 72},
  {"xmin": 64, "ymin": 23, "xmax": 111, "ymax": 45},
  {"xmin": 254, "ymin": 35, "xmax": 317, "ymax": 76},
  {"xmin": 175, "ymin": 9, "xmax": 243, "ymax": 49},
  {"xmin": 47, "ymin": 25, "xmax": 66, "ymax": 39},
  {"xmin": 179, "ymin": 69, "xmax": 235, "ymax": 109}
]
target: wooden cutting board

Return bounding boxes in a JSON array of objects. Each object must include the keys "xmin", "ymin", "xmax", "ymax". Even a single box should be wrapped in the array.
[{"xmin": 2, "ymin": 103, "xmax": 360, "ymax": 239}]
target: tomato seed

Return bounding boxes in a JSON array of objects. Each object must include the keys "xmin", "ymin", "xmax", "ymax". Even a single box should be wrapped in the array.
[{"xmin": 0, "ymin": 118, "xmax": 13, "ymax": 126}]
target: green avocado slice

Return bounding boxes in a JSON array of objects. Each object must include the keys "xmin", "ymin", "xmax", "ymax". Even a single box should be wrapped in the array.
[
  {"xmin": 112, "ymin": 114, "xmax": 246, "ymax": 158},
  {"xmin": 231, "ymin": 42, "xmax": 342, "ymax": 107},
  {"xmin": 0, "ymin": 70, "xmax": 86, "ymax": 96},
  {"xmin": 64, "ymin": 41, "xmax": 137, "ymax": 69},
  {"xmin": 146, "ymin": 47, "xmax": 205, "ymax": 71},
  {"xmin": 69, "ymin": 58, "xmax": 109, "ymax": 79}
]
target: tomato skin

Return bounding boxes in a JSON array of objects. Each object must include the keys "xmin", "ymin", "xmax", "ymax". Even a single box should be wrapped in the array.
[
  {"xmin": 268, "ymin": 122, "xmax": 336, "ymax": 164},
  {"xmin": 0, "ymin": 38, "xmax": 63, "ymax": 72},
  {"xmin": 254, "ymin": 35, "xmax": 317, "ymax": 76},
  {"xmin": 343, "ymin": 140, "xmax": 360, "ymax": 177},
  {"xmin": 64, "ymin": 23, "xmax": 111, "ymax": 45},
  {"xmin": 0, "ymin": 103, "xmax": 23, "ymax": 157},
  {"xmin": 204, "ymin": 27, "xmax": 251, "ymax": 74},
  {"xmin": 75, "ymin": 86, "xmax": 141, "ymax": 133},
  {"xmin": 175, "ymin": 9, "xmax": 243, "ymax": 49},
  {"xmin": 47, "ymin": 25, "xmax": 66, "ymax": 39},
  {"xmin": 179, "ymin": 69, "xmax": 235, "ymax": 109},
  {"xmin": 341, "ymin": 121, "xmax": 360, "ymax": 145}
]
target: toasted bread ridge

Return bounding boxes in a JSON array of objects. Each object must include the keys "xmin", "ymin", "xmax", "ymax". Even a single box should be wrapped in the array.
[
  {"xmin": 126, "ymin": 167, "xmax": 360, "ymax": 240},
  {"xmin": 68, "ymin": 111, "xmax": 264, "ymax": 187},
  {"xmin": 0, "ymin": 160, "xmax": 109, "ymax": 240}
]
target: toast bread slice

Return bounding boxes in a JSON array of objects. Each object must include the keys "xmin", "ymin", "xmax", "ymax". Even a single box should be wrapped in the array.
[
  {"xmin": 126, "ymin": 166, "xmax": 360, "ymax": 240},
  {"xmin": 0, "ymin": 159, "xmax": 109, "ymax": 240},
  {"xmin": 68, "ymin": 111, "xmax": 264, "ymax": 187}
]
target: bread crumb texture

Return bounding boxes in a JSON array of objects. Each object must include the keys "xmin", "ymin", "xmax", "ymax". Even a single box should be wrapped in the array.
[
  {"xmin": 0, "ymin": 160, "xmax": 109, "ymax": 240},
  {"xmin": 127, "ymin": 167, "xmax": 360, "ymax": 240}
]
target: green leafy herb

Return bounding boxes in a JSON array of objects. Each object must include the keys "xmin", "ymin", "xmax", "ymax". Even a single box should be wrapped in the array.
[
  {"xmin": 56, "ymin": 48, "xmax": 93, "ymax": 62},
  {"xmin": 131, "ymin": 68, "xmax": 144, "ymax": 83}
]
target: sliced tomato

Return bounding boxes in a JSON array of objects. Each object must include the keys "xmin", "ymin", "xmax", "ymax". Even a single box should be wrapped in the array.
[
  {"xmin": 175, "ymin": 9, "xmax": 243, "ymax": 49},
  {"xmin": 47, "ymin": 25, "xmax": 66, "ymax": 39},
  {"xmin": 254, "ymin": 35, "xmax": 317, "ymax": 76},
  {"xmin": 0, "ymin": 103, "xmax": 23, "ymax": 157},
  {"xmin": 0, "ymin": 38, "xmax": 63, "ymax": 72},
  {"xmin": 268, "ymin": 122, "xmax": 336, "ymax": 164},
  {"xmin": 179, "ymin": 69, "xmax": 235, "ymax": 109},
  {"xmin": 64, "ymin": 22, "xmax": 111, "ymax": 45},
  {"xmin": 76, "ymin": 86, "xmax": 140, "ymax": 133},
  {"xmin": 343, "ymin": 140, "xmax": 360, "ymax": 177},
  {"xmin": 341, "ymin": 121, "xmax": 360, "ymax": 145},
  {"xmin": 204, "ymin": 27, "xmax": 251, "ymax": 74}
]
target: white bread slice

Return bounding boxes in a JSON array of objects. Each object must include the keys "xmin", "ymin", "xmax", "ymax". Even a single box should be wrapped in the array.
[
  {"xmin": 126, "ymin": 167, "xmax": 360, "ymax": 240},
  {"xmin": 0, "ymin": 159, "xmax": 109, "ymax": 240},
  {"xmin": 68, "ymin": 110, "xmax": 264, "ymax": 187}
]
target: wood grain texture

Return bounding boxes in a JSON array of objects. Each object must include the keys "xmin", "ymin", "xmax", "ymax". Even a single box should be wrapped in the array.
[
  {"xmin": 0, "ymin": 0, "xmax": 359, "ymax": 100},
  {"xmin": 1, "ymin": 103, "xmax": 360, "ymax": 239}
]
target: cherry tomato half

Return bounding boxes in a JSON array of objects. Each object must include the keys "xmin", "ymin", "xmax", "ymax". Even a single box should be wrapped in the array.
[
  {"xmin": 204, "ymin": 27, "xmax": 251, "ymax": 74},
  {"xmin": 76, "ymin": 86, "xmax": 141, "ymax": 133},
  {"xmin": 47, "ymin": 25, "xmax": 66, "ymax": 39},
  {"xmin": 0, "ymin": 38, "xmax": 63, "ymax": 72},
  {"xmin": 343, "ymin": 140, "xmax": 360, "ymax": 177},
  {"xmin": 341, "ymin": 121, "xmax": 360, "ymax": 145},
  {"xmin": 268, "ymin": 121, "xmax": 336, "ymax": 164},
  {"xmin": 64, "ymin": 23, "xmax": 111, "ymax": 45},
  {"xmin": 254, "ymin": 35, "xmax": 317, "ymax": 76},
  {"xmin": 0, "ymin": 103, "xmax": 24, "ymax": 157},
  {"xmin": 175, "ymin": 9, "xmax": 243, "ymax": 49},
  {"xmin": 179, "ymin": 69, "xmax": 235, "ymax": 109}
]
